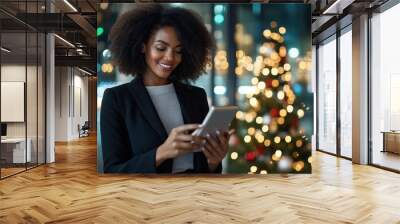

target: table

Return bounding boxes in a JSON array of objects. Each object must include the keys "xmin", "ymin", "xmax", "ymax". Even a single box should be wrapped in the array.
[
  {"xmin": 1, "ymin": 138, "xmax": 32, "ymax": 163},
  {"xmin": 381, "ymin": 131, "xmax": 400, "ymax": 154}
]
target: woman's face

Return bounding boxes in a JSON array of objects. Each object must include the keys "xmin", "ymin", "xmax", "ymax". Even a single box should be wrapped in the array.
[{"xmin": 143, "ymin": 26, "xmax": 182, "ymax": 84}]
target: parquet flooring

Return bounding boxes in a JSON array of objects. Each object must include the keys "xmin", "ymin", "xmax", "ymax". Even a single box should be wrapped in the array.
[{"xmin": 1, "ymin": 135, "xmax": 400, "ymax": 223}]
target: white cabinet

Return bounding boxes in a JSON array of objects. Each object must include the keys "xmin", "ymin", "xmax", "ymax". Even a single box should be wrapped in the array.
[{"xmin": 1, "ymin": 138, "xmax": 32, "ymax": 163}]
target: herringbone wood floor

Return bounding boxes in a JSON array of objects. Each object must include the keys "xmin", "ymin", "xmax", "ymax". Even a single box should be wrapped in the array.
[{"xmin": 1, "ymin": 135, "xmax": 400, "ymax": 224}]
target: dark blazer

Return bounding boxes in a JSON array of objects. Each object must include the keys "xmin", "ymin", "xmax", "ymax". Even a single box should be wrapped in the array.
[{"xmin": 100, "ymin": 76, "xmax": 222, "ymax": 173}]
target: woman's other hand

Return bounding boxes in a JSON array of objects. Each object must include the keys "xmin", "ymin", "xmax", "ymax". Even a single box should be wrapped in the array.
[
  {"xmin": 156, "ymin": 124, "xmax": 204, "ymax": 167},
  {"xmin": 202, "ymin": 129, "xmax": 235, "ymax": 172}
]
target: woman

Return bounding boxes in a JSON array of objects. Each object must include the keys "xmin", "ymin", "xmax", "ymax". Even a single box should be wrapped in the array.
[{"xmin": 101, "ymin": 4, "xmax": 230, "ymax": 173}]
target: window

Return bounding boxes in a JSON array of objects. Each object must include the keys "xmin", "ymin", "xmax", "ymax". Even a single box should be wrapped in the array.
[
  {"xmin": 371, "ymin": 3, "xmax": 400, "ymax": 171},
  {"xmin": 339, "ymin": 28, "xmax": 352, "ymax": 158},
  {"xmin": 317, "ymin": 37, "xmax": 337, "ymax": 154}
]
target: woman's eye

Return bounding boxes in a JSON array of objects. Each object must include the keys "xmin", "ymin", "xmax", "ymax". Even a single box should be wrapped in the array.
[
  {"xmin": 175, "ymin": 49, "xmax": 183, "ymax": 54},
  {"xmin": 155, "ymin": 46, "xmax": 166, "ymax": 51}
]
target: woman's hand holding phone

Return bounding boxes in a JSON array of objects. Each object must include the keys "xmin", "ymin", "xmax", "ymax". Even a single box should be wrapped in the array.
[
  {"xmin": 156, "ymin": 124, "xmax": 205, "ymax": 167},
  {"xmin": 202, "ymin": 129, "xmax": 235, "ymax": 172}
]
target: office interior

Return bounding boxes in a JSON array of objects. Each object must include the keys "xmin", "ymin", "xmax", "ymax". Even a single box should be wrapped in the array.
[
  {"xmin": 0, "ymin": 0, "xmax": 399, "ymax": 222},
  {"xmin": 0, "ymin": 0, "xmax": 97, "ymax": 179}
]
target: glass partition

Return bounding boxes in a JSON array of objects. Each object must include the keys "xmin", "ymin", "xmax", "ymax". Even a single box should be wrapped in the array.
[
  {"xmin": 339, "ymin": 28, "xmax": 352, "ymax": 158},
  {"xmin": 317, "ymin": 36, "xmax": 337, "ymax": 154},
  {"xmin": 0, "ymin": 0, "xmax": 46, "ymax": 179},
  {"xmin": 1, "ymin": 28, "xmax": 28, "ymax": 178}
]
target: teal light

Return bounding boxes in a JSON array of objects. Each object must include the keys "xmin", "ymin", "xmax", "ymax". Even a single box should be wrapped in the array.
[
  {"xmin": 97, "ymin": 27, "xmax": 104, "ymax": 37},
  {"xmin": 214, "ymin": 14, "xmax": 224, "ymax": 24},
  {"xmin": 214, "ymin": 5, "xmax": 224, "ymax": 14},
  {"xmin": 252, "ymin": 4, "xmax": 261, "ymax": 15}
]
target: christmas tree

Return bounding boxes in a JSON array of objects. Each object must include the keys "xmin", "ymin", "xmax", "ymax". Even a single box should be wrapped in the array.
[{"xmin": 227, "ymin": 22, "xmax": 312, "ymax": 174}]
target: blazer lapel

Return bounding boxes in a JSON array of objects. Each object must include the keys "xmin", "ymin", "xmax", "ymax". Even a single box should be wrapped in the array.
[{"xmin": 128, "ymin": 77, "xmax": 168, "ymax": 140}]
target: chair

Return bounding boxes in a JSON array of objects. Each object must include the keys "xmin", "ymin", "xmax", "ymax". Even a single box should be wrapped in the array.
[{"xmin": 78, "ymin": 121, "xmax": 90, "ymax": 138}]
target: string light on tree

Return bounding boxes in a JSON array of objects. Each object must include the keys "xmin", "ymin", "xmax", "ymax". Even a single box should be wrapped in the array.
[{"xmin": 228, "ymin": 21, "xmax": 312, "ymax": 174}]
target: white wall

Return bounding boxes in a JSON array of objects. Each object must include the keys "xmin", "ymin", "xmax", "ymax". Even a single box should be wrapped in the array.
[
  {"xmin": 1, "ymin": 65, "xmax": 38, "ymax": 138},
  {"xmin": 55, "ymin": 67, "xmax": 89, "ymax": 141}
]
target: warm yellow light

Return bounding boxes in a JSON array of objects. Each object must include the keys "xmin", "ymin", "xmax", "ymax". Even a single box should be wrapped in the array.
[
  {"xmin": 244, "ymin": 135, "xmax": 251, "ymax": 143},
  {"xmin": 277, "ymin": 91, "xmax": 285, "ymax": 100},
  {"xmin": 251, "ymin": 77, "xmax": 259, "ymax": 85},
  {"xmin": 278, "ymin": 67, "xmax": 285, "ymax": 74},
  {"xmin": 250, "ymin": 97, "xmax": 258, "ymax": 107},
  {"xmin": 283, "ymin": 63, "xmax": 291, "ymax": 71},
  {"xmin": 272, "ymin": 153, "xmax": 281, "ymax": 161},
  {"xmin": 271, "ymin": 52, "xmax": 279, "ymax": 60},
  {"xmin": 279, "ymin": 109, "xmax": 287, "ymax": 117},
  {"xmin": 250, "ymin": 165, "xmax": 258, "ymax": 173},
  {"xmin": 256, "ymin": 116, "xmax": 263, "ymax": 124},
  {"xmin": 272, "ymin": 80, "xmax": 280, "ymax": 88},
  {"xmin": 231, "ymin": 152, "xmax": 238, "ymax": 160},
  {"xmin": 299, "ymin": 61, "xmax": 307, "ymax": 70},
  {"xmin": 286, "ymin": 105, "xmax": 293, "ymax": 113},
  {"xmin": 265, "ymin": 89, "xmax": 273, "ymax": 98},
  {"xmin": 308, "ymin": 156, "xmax": 312, "ymax": 164},
  {"xmin": 245, "ymin": 64, "xmax": 254, "ymax": 71},
  {"xmin": 270, "ymin": 121, "xmax": 278, "ymax": 133},
  {"xmin": 279, "ymin": 47, "xmax": 287, "ymax": 57},
  {"xmin": 257, "ymin": 81, "xmax": 266, "ymax": 90},
  {"xmin": 248, "ymin": 127, "xmax": 256, "ymax": 135},
  {"xmin": 262, "ymin": 68, "xmax": 270, "ymax": 76},
  {"xmin": 264, "ymin": 139, "xmax": 271, "ymax": 147},
  {"xmin": 263, "ymin": 29, "xmax": 272, "ymax": 38},
  {"xmin": 262, "ymin": 125, "xmax": 269, "ymax": 132},
  {"xmin": 102, "ymin": 63, "xmax": 113, "ymax": 73},
  {"xmin": 274, "ymin": 136, "xmax": 281, "ymax": 144},
  {"xmin": 238, "ymin": 111, "xmax": 246, "ymax": 120},
  {"xmin": 285, "ymin": 136, "xmax": 292, "ymax": 143},
  {"xmin": 236, "ymin": 50, "xmax": 244, "ymax": 58},
  {"xmin": 271, "ymin": 33, "xmax": 280, "ymax": 41},
  {"xmin": 275, "ymin": 150, "xmax": 282, "ymax": 158},
  {"xmin": 297, "ymin": 109, "xmax": 305, "ymax": 118},
  {"xmin": 279, "ymin": 27, "xmax": 286, "ymax": 34},
  {"xmin": 101, "ymin": 64, "xmax": 107, "ymax": 73},
  {"xmin": 277, "ymin": 117, "xmax": 285, "ymax": 125},
  {"xmin": 256, "ymin": 135, "xmax": 264, "ymax": 143},
  {"xmin": 245, "ymin": 113, "xmax": 254, "ymax": 123},
  {"xmin": 235, "ymin": 67, "xmax": 243, "ymax": 76},
  {"xmin": 260, "ymin": 170, "xmax": 268, "ymax": 174},
  {"xmin": 284, "ymin": 73, "xmax": 292, "ymax": 81},
  {"xmin": 271, "ymin": 68, "xmax": 278, "ymax": 76},
  {"xmin": 296, "ymin": 140, "xmax": 303, "ymax": 147},
  {"xmin": 293, "ymin": 161, "xmax": 304, "ymax": 172}
]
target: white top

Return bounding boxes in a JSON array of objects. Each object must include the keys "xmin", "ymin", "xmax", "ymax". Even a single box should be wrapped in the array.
[{"xmin": 146, "ymin": 83, "xmax": 194, "ymax": 173}]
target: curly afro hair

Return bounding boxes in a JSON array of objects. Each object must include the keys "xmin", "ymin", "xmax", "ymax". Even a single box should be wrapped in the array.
[{"xmin": 109, "ymin": 4, "xmax": 215, "ymax": 82}]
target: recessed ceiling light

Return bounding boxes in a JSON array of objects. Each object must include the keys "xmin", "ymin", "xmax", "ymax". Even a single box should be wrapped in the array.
[
  {"xmin": 54, "ymin": 34, "xmax": 75, "ymax": 48},
  {"xmin": 63, "ymin": 0, "xmax": 78, "ymax": 12},
  {"xmin": 1, "ymin": 47, "xmax": 11, "ymax": 53}
]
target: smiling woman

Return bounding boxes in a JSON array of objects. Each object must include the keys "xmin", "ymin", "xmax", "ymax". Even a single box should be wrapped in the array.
[{"xmin": 100, "ymin": 4, "xmax": 232, "ymax": 174}]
